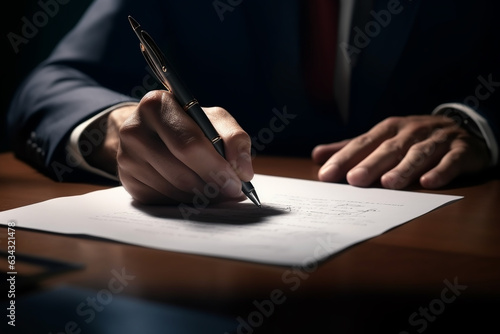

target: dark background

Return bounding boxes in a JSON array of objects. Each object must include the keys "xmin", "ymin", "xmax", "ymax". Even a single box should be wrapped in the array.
[{"xmin": 0, "ymin": 0, "xmax": 93, "ymax": 153}]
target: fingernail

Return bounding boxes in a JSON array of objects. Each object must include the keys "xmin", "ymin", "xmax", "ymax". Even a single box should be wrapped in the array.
[
  {"xmin": 319, "ymin": 163, "xmax": 340, "ymax": 181},
  {"xmin": 420, "ymin": 173, "xmax": 441, "ymax": 189},
  {"xmin": 347, "ymin": 167, "xmax": 369, "ymax": 186},
  {"xmin": 382, "ymin": 172, "xmax": 403, "ymax": 189},
  {"xmin": 221, "ymin": 178, "xmax": 243, "ymax": 198}
]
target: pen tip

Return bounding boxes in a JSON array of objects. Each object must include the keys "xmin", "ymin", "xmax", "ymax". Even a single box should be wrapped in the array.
[
  {"xmin": 128, "ymin": 15, "xmax": 140, "ymax": 30},
  {"xmin": 246, "ymin": 192, "xmax": 261, "ymax": 208}
]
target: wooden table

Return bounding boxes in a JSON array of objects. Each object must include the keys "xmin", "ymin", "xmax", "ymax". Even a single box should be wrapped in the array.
[{"xmin": 1, "ymin": 152, "xmax": 499, "ymax": 333}]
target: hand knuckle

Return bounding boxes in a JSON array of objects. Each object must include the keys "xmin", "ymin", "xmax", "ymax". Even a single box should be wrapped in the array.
[
  {"xmin": 446, "ymin": 149, "xmax": 466, "ymax": 164},
  {"xmin": 380, "ymin": 139, "xmax": 404, "ymax": 155},
  {"xmin": 408, "ymin": 141, "xmax": 432, "ymax": 155},
  {"xmin": 352, "ymin": 134, "xmax": 373, "ymax": 147},
  {"xmin": 140, "ymin": 90, "xmax": 164, "ymax": 109},
  {"xmin": 226, "ymin": 128, "xmax": 250, "ymax": 144},
  {"xmin": 382, "ymin": 116, "xmax": 402, "ymax": 127}
]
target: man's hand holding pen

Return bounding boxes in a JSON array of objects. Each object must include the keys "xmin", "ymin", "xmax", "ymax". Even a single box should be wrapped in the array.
[
  {"xmin": 99, "ymin": 91, "xmax": 254, "ymax": 205},
  {"xmin": 85, "ymin": 17, "xmax": 259, "ymax": 207},
  {"xmin": 124, "ymin": 17, "xmax": 261, "ymax": 207}
]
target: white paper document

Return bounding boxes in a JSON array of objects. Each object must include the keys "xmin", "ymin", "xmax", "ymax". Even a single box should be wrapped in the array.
[{"xmin": 0, "ymin": 174, "xmax": 462, "ymax": 266}]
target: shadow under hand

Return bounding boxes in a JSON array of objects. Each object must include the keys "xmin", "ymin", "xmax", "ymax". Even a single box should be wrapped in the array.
[{"xmin": 131, "ymin": 201, "xmax": 289, "ymax": 225}]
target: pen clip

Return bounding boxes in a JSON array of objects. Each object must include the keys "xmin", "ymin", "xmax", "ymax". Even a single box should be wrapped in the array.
[
  {"xmin": 140, "ymin": 43, "xmax": 171, "ymax": 92},
  {"xmin": 139, "ymin": 31, "xmax": 172, "ymax": 92}
]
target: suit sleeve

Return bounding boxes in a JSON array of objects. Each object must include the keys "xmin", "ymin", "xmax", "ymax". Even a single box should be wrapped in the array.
[{"xmin": 6, "ymin": 0, "xmax": 157, "ymax": 181}]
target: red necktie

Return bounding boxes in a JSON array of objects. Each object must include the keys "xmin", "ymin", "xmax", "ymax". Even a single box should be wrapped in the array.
[{"xmin": 303, "ymin": 0, "xmax": 339, "ymax": 107}]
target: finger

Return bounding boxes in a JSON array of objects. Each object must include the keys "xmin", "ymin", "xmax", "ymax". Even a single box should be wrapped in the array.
[
  {"xmin": 346, "ymin": 139, "xmax": 406, "ymax": 187},
  {"xmin": 346, "ymin": 122, "xmax": 436, "ymax": 187},
  {"xmin": 119, "ymin": 119, "xmax": 204, "ymax": 194},
  {"xmin": 318, "ymin": 118, "xmax": 399, "ymax": 182},
  {"xmin": 418, "ymin": 150, "xmax": 464, "ymax": 189},
  {"xmin": 420, "ymin": 139, "xmax": 490, "ymax": 189},
  {"xmin": 119, "ymin": 145, "xmax": 241, "ymax": 205},
  {"xmin": 141, "ymin": 91, "xmax": 243, "ymax": 199},
  {"xmin": 117, "ymin": 125, "xmax": 200, "ymax": 204},
  {"xmin": 311, "ymin": 139, "xmax": 350, "ymax": 164},
  {"xmin": 380, "ymin": 136, "xmax": 450, "ymax": 189},
  {"xmin": 118, "ymin": 163, "xmax": 193, "ymax": 205},
  {"xmin": 205, "ymin": 106, "xmax": 254, "ymax": 182}
]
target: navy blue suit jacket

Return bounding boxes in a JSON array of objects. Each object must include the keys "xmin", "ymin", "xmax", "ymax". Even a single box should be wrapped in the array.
[{"xmin": 8, "ymin": 0, "xmax": 500, "ymax": 181}]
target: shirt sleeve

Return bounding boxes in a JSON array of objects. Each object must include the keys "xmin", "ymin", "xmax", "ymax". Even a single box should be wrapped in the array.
[
  {"xmin": 67, "ymin": 102, "xmax": 138, "ymax": 181},
  {"xmin": 432, "ymin": 102, "xmax": 499, "ymax": 167}
]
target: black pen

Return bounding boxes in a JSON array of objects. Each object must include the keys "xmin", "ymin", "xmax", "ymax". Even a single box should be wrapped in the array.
[{"xmin": 128, "ymin": 16, "xmax": 261, "ymax": 208}]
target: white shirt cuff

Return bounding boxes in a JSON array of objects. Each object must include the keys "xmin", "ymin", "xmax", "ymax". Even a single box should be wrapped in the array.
[
  {"xmin": 432, "ymin": 102, "xmax": 499, "ymax": 166},
  {"xmin": 67, "ymin": 102, "xmax": 138, "ymax": 181}
]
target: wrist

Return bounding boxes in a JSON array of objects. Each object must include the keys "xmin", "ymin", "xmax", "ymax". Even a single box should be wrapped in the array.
[
  {"xmin": 84, "ymin": 104, "xmax": 137, "ymax": 175},
  {"xmin": 432, "ymin": 103, "xmax": 499, "ymax": 166},
  {"xmin": 68, "ymin": 102, "xmax": 138, "ymax": 180}
]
